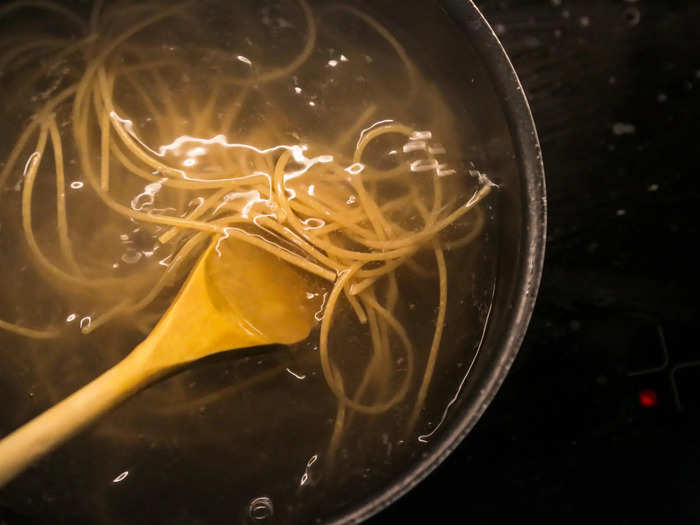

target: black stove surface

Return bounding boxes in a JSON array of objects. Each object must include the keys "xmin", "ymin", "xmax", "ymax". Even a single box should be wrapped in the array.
[{"xmin": 374, "ymin": 1, "xmax": 700, "ymax": 523}]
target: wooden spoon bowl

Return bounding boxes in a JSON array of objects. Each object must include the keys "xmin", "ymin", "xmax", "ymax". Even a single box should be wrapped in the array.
[{"xmin": 0, "ymin": 236, "xmax": 317, "ymax": 487}]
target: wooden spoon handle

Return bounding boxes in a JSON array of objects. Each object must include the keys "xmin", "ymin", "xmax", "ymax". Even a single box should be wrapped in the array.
[{"xmin": 0, "ymin": 351, "xmax": 156, "ymax": 487}]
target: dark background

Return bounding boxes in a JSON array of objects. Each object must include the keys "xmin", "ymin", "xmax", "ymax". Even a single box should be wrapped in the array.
[{"xmin": 374, "ymin": 0, "xmax": 700, "ymax": 523}]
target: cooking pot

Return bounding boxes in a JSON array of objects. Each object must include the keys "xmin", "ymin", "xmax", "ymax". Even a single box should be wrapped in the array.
[{"xmin": 0, "ymin": 1, "xmax": 545, "ymax": 522}]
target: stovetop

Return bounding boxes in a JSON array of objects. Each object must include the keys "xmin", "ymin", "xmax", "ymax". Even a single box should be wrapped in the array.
[{"xmin": 375, "ymin": 0, "xmax": 700, "ymax": 522}]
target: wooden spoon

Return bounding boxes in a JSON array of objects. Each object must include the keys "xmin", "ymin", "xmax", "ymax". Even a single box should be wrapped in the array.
[{"xmin": 0, "ymin": 236, "xmax": 317, "ymax": 487}]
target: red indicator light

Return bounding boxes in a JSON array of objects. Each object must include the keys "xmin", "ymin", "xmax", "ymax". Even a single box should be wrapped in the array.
[{"xmin": 639, "ymin": 389, "xmax": 658, "ymax": 408}]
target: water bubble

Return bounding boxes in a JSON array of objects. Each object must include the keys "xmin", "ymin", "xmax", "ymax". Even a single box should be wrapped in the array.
[
  {"xmin": 121, "ymin": 248, "xmax": 142, "ymax": 264},
  {"xmin": 624, "ymin": 7, "xmax": 640, "ymax": 26},
  {"xmin": 302, "ymin": 218, "xmax": 325, "ymax": 230},
  {"xmin": 345, "ymin": 163, "xmax": 364, "ymax": 176},
  {"xmin": 112, "ymin": 471, "xmax": 129, "ymax": 484},
  {"xmin": 236, "ymin": 55, "xmax": 252, "ymax": 67},
  {"xmin": 248, "ymin": 496, "xmax": 274, "ymax": 521},
  {"xmin": 299, "ymin": 454, "xmax": 319, "ymax": 487}
]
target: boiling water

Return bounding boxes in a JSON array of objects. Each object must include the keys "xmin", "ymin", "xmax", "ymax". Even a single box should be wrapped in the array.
[{"xmin": 0, "ymin": 1, "xmax": 497, "ymax": 523}]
